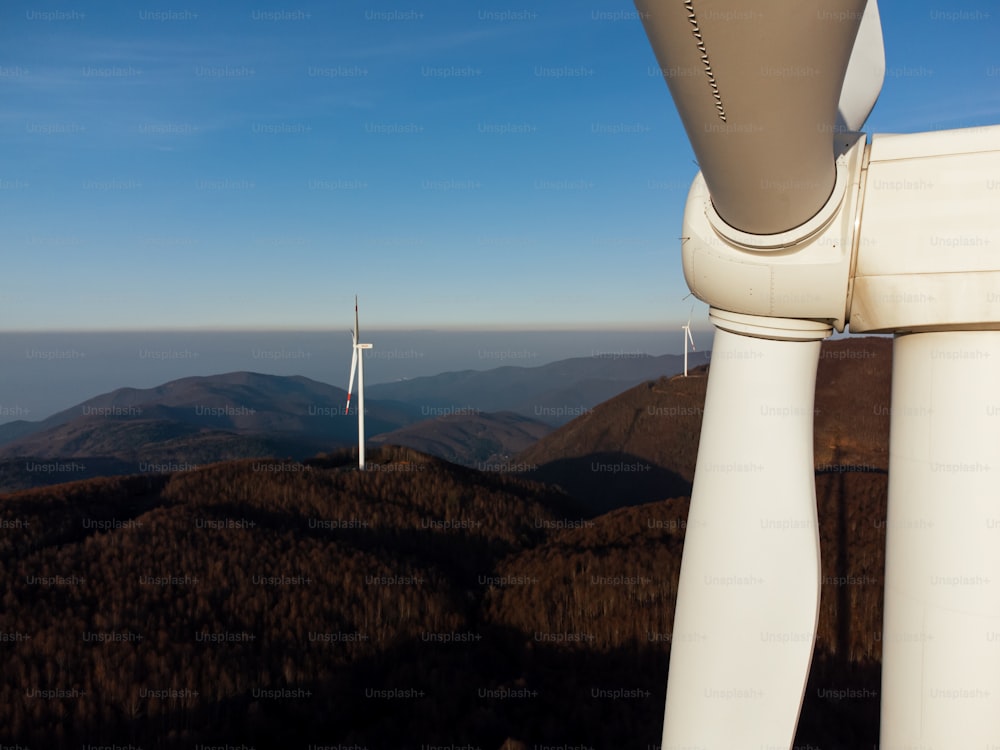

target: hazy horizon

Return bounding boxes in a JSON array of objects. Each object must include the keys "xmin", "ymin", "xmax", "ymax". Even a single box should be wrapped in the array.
[{"xmin": 0, "ymin": 327, "xmax": 701, "ymax": 423}]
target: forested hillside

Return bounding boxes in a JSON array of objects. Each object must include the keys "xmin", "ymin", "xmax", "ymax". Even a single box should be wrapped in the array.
[{"xmin": 0, "ymin": 340, "xmax": 895, "ymax": 749}]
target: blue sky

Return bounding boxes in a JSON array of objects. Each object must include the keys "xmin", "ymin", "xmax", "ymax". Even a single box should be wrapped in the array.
[{"xmin": 1, "ymin": 0, "xmax": 998, "ymax": 331}]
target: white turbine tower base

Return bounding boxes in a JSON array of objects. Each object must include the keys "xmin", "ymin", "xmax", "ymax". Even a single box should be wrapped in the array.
[
  {"xmin": 345, "ymin": 297, "xmax": 373, "ymax": 470},
  {"xmin": 663, "ymin": 311, "xmax": 827, "ymax": 749},
  {"xmin": 880, "ymin": 330, "xmax": 1000, "ymax": 747}
]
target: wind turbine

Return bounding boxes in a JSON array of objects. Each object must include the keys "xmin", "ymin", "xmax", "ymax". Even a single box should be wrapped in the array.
[
  {"xmin": 345, "ymin": 296, "xmax": 373, "ymax": 470},
  {"xmin": 634, "ymin": 1, "xmax": 1000, "ymax": 747},
  {"xmin": 681, "ymin": 308, "xmax": 696, "ymax": 377}
]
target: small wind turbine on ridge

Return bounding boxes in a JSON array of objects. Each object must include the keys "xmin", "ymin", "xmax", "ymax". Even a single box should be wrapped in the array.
[
  {"xmin": 345, "ymin": 296, "xmax": 373, "ymax": 470},
  {"xmin": 681, "ymin": 307, "xmax": 696, "ymax": 377}
]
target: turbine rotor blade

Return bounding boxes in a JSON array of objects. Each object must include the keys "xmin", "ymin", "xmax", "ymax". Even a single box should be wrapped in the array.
[
  {"xmin": 881, "ymin": 331, "xmax": 1000, "ymax": 747},
  {"xmin": 836, "ymin": 0, "xmax": 884, "ymax": 132},
  {"xmin": 662, "ymin": 315, "xmax": 828, "ymax": 748},
  {"xmin": 345, "ymin": 349, "xmax": 358, "ymax": 415},
  {"xmin": 635, "ymin": 0, "xmax": 867, "ymax": 235}
]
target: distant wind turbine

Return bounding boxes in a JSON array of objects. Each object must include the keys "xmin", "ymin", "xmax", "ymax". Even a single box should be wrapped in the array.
[
  {"xmin": 682, "ymin": 309, "xmax": 696, "ymax": 377},
  {"xmin": 345, "ymin": 296, "xmax": 373, "ymax": 470}
]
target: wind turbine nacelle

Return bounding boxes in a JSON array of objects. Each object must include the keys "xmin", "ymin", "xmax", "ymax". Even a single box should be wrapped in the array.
[
  {"xmin": 680, "ymin": 133, "xmax": 867, "ymax": 333},
  {"xmin": 681, "ymin": 124, "xmax": 1000, "ymax": 335},
  {"xmin": 850, "ymin": 124, "xmax": 1000, "ymax": 333}
]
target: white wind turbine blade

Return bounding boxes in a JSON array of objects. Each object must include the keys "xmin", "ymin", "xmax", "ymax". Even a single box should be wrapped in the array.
[
  {"xmin": 633, "ymin": 0, "xmax": 871, "ymax": 746},
  {"xmin": 880, "ymin": 331, "xmax": 1000, "ymax": 747},
  {"xmin": 836, "ymin": 0, "xmax": 885, "ymax": 133},
  {"xmin": 684, "ymin": 309, "xmax": 696, "ymax": 376},
  {"xmin": 346, "ymin": 295, "xmax": 360, "ymax": 416},
  {"xmin": 354, "ymin": 295, "xmax": 360, "ymax": 342},
  {"xmin": 636, "ymin": 0, "xmax": 867, "ymax": 235},
  {"xmin": 345, "ymin": 348, "xmax": 358, "ymax": 416},
  {"xmin": 663, "ymin": 315, "xmax": 828, "ymax": 748},
  {"xmin": 842, "ymin": 122, "xmax": 1000, "ymax": 747}
]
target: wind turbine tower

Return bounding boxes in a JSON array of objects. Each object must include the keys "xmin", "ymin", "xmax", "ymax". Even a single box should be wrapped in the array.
[
  {"xmin": 345, "ymin": 296, "xmax": 373, "ymax": 470},
  {"xmin": 682, "ymin": 311, "xmax": 696, "ymax": 377}
]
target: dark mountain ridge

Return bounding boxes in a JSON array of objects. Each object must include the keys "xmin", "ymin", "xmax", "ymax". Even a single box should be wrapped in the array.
[
  {"xmin": 370, "ymin": 411, "xmax": 553, "ymax": 468},
  {"xmin": 515, "ymin": 336, "xmax": 892, "ymax": 513},
  {"xmin": 367, "ymin": 352, "xmax": 694, "ymax": 425},
  {"xmin": 0, "ymin": 350, "xmax": 697, "ymax": 491},
  {"xmin": 0, "ymin": 372, "xmax": 423, "ymax": 491},
  {"xmin": 0, "ymin": 371, "xmax": 419, "ymax": 446}
]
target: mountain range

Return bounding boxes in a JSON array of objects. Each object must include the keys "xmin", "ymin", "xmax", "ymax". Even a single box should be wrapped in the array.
[
  {"xmin": 367, "ymin": 352, "xmax": 694, "ymax": 425},
  {"xmin": 369, "ymin": 410, "xmax": 553, "ymax": 467},
  {"xmin": 0, "ymin": 372, "xmax": 416, "ymax": 491},
  {"xmin": 0, "ymin": 352, "xmax": 691, "ymax": 491},
  {"xmin": 0, "ymin": 336, "xmax": 896, "ymax": 748},
  {"xmin": 515, "ymin": 336, "xmax": 891, "ymax": 513}
]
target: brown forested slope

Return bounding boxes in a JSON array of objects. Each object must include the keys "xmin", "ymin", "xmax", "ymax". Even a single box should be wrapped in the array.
[
  {"xmin": 516, "ymin": 336, "xmax": 891, "ymax": 512},
  {"xmin": 369, "ymin": 410, "xmax": 553, "ymax": 468},
  {"xmin": 0, "ymin": 331, "xmax": 897, "ymax": 750},
  {"xmin": 481, "ymin": 468, "xmax": 888, "ymax": 749},
  {"xmin": 0, "ymin": 447, "xmax": 590, "ymax": 749}
]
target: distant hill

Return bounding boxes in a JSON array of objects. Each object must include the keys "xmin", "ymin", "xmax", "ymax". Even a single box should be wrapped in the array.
[
  {"xmin": 0, "ymin": 371, "xmax": 418, "ymax": 447},
  {"xmin": 0, "ymin": 339, "xmax": 890, "ymax": 498},
  {"xmin": 0, "ymin": 372, "xmax": 423, "ymax": 491},
  {"xmin": 367, "ymin": 352, "xmax": 696, "ymax": 426},
  {"xmin": 0, "ymin": 352, "xmax": 699, "ymax": 492},
  {"xmin": 516, "ymin": 337, "xmax": 892, "ymax": 513},
  {"xmin": 370, "ymin": 411, "xmax": 553, "ymax": 468}
]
